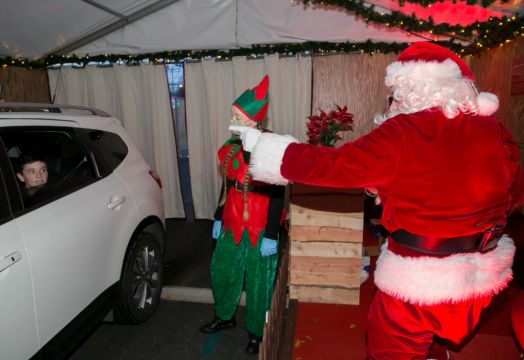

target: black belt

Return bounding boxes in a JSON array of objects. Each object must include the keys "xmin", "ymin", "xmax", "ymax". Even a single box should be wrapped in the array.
[
  {"xmin": 226, "ymin": 179, "xmax": 266, "ymax": 194},
  {"xmin": 390, "ymin": 228, "xmax": 500, "ymax": 255}
]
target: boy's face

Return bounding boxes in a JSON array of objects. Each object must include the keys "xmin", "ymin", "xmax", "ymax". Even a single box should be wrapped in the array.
[{"xmin": 17, "ymin": 161, "xmax": 48, "ymax": 188}]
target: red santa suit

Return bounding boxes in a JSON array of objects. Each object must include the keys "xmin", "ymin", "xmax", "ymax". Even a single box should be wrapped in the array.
[{"xmin": 243, "ymin": 43, "xmax": 524, "ymax": 359}]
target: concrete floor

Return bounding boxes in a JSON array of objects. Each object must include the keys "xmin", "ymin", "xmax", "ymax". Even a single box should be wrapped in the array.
[
  {"xmin": 70, "ymin": 300, "xmax": 258, "ymax": 360},
  {"xmin": 69, "ymin": 219, "xmax": 261, "ymax": 359}
]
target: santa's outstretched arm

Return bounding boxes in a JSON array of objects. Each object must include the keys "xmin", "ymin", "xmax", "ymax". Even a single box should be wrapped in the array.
[{"xmin": 229, "ymin": 122, "xmax": 403, "ymax": 189}]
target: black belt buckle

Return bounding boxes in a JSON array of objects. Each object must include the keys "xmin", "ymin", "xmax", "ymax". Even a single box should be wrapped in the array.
[
  {"xmin": 234, "ymin": 181, "xmax": 243, "ymax": 191},
  {"xmin": 479, "ymin": 225, "xmax": 503, "ymax": 252},
  {"xmin": 234, "ymin": 181, "xmax": 257, "ymax": 193}
]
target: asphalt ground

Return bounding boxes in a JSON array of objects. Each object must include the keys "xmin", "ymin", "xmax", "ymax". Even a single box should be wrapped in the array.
[{"xmin": 70, "ymin": 300, "xmax": 257, "ymax": 360}]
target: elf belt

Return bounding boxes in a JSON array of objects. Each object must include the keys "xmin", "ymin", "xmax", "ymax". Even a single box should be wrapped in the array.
[
  {"xmin": 227, "ymin": 179, "xmax": 267, "ymax": 194},
  {"xmin": 391, "ymin": 228, "xmax": 500, "ymax": 255}
]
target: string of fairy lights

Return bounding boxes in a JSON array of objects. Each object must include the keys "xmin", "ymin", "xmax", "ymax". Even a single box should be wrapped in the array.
[{"xmin": 1, "ymin": 0, "xmax": 522, "ymax": 69}]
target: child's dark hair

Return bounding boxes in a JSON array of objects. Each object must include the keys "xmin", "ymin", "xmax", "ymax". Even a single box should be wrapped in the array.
[{"xmin": 16, "ymin": 154, "xmax": 46, "ymax": 172}]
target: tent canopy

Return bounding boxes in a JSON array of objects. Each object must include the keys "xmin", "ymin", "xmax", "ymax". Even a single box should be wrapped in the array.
[{"xmin": 0, "ymin": 0, "xmax": 521, "ymax": 59}]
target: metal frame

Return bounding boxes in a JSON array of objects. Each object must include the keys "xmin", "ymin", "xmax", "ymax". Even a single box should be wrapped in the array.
[{"xmin": 52, "ymin": 0, "xmax": 181, "ymax": 56}]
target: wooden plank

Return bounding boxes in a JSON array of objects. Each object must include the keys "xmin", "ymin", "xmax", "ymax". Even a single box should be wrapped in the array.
[
  {"xmin": 287, "ymin": 185, "xmax": 365, "ymax": 306},
  {"xmin": 289, "ymin": 225, "xmax": 363, "ymax": 243},
  {"xmin": 277, "ymin": 299, "xmax": 297, "ymax": 360},
  {"xmin": 290, "ymin": 202, "xmax": 363, "ymax": 219},
  {"xmin": 290, "ymin": 240, "xmax": 362, "ymax": 258},
  {"xmin": 290, "ymin": 211, "xmax": 364, "ymax": 229},
  {"xmin": 289, "ymin": 285, "xmax": 360, "ymax": 305},
  {"xmin": 290, "ymin": 256, "xmax": 360, "ymax": 275},
  {"xmin": 290, "ymin": 255, "xmax": 361, "ymax": 289},
  {"xmin": 290, "ymin": 194, "xmax": 363, "ymax": 214},
  {"xmin": 289, "ymin": 271, "xmax": 360, "ymax": 289}
]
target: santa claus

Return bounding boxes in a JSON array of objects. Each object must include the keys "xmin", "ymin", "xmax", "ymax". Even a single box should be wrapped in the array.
[{"xmin": 231, "ymin": 42, "xmax": 524, "ymax": 359}]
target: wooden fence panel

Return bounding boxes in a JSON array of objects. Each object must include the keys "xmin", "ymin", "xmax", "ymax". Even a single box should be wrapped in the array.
[
  {"xmin": 0, "ymin": 67, "xmax": 50, "ymax": 102},
  {"xmin": 259, "ymin": 240, "xmax": 290, "ymax": 360}
]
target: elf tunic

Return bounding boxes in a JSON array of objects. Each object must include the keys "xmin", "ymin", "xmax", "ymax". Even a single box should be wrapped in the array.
[
  {"xmin": 248, "ymin": 108, "xmax": 524, "ymax": 358},
  {"xmin": 211, "ymin": 135, "xmax": 284, "ymax": 337}
]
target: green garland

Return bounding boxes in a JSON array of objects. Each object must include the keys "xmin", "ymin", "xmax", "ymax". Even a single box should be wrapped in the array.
[
  {"xmin": 299, "ymin": 0, "xmax": 522, "ymax": 36},
  {"xmin": 396, "ymin": 0, "xmax": 501, "ymax": 7},
  {"xmin": 0, "ymin": 42, "xmax": 408, "ymax": 69},
  {"xmin": 0, "ymin": 0, "xmax": 522, "ymax": 68}
]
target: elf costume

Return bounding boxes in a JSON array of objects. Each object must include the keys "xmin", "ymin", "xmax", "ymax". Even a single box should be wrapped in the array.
[
  {"xmin": 202, "ymin": 76, "xmax": 285, "ymax": 352},
  {"xmin": 241, "ymin": 43, "xmax": 524, "ymax": 359}
]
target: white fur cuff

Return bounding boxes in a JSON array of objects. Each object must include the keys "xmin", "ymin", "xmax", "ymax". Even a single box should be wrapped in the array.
[
  {"xmin": 374, "ymin": 236, "xmax": 515, "ymax": 306},
  {"xmin": 249, "ymin": 133, "xmax": 297, "ymax": 185}
]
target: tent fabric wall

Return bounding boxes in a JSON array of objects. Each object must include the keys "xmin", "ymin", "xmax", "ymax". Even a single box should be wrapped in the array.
[
  {"xmin": 0, "ymin": 0, "xmax": 159, "ymax": 59},
  {"xmin": 184, "ymin": 54, "xmax": 311, "ymax": 219},
  {"xmin": 0, "ymin": 0, "xmax": 518, "ymax": 59},
  {"xmin": 76, "ymin": 0, "xmax": 238, "ymax": 56},
  {"xmin": 47, "ymin": 64, "xmax": 185, "ymax": 218},
  {"xmin": 74, "ymin": 0, "xmax": 428, "ymax": 57}
]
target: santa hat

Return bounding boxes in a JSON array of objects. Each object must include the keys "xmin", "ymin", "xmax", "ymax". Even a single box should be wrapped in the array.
[
  {"xmin": 385, "ymin": 42, "xmax": 498, "ymax": 116},
  {"xmin": 233, "ymin": 75, "xmax": 269, "ymax": 122}
]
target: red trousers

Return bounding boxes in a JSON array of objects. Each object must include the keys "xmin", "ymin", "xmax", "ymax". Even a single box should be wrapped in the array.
[{"xmin": 366, "ymin": 289, "xmax": 492, "ymax": 360}]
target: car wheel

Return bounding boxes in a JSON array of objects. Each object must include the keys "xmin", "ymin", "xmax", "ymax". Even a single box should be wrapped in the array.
[{"xmin": 114, "ymin": 231, "xmax": 163, "ymax": 323}]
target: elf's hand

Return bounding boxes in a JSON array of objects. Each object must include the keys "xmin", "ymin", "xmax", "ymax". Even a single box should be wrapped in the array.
[
  {"xmin": 212, "ymin": 220, "xmax": 222, "ymax": 240},
  {"xmin": 260, "ymin": 237, "xmax": 277, "ymax": 257},
  {"xmin": 228, "ymin": 126, "xmax": 262, "ymax": 152}
]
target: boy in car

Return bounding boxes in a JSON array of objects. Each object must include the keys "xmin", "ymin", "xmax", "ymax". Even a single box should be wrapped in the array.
[{"xmin": 16, "ymin": 154, "xmax": 48, "ymax": 189}]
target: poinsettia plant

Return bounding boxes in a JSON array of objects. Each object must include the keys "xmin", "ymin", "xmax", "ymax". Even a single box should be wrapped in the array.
[{"xmin": 306, "ymin": 105, "xmax": 354, "ymax": 147}]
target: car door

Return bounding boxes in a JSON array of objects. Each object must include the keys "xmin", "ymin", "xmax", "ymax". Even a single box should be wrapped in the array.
[
  {"xmin": 2, "ymin": 127, "xmax": 137, "ymax": 349},
  {"xmin": 0, "ymin": 141, "xmax": 39, "ymax": 360}
]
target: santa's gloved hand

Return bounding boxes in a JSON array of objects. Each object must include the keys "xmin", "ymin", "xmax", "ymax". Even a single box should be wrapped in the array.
[
  {"xmin": 260, "ymin": 237, "xmax": 278, "ymax": 257},
  {"xmin": 228, "ymin": 126, "xmax": 262, "ymax": 152},
  {"xmin": 212, "ymin": 220, "xmax": 222, "ymax": 240}
]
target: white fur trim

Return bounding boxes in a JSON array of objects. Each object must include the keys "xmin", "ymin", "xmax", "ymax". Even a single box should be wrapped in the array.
[
  {"xmin": 385, "ymin": 58, "xmax": 462, "ymax": 85},
  {"xmin": 249, "ymin": 133, "xmax": 297, "ymax": 185},
  {"xmin": 477, "ymin": 92, "xmax": 499, "ymax": 116},
  {"xmin": 374, "ymin": 235, "xmax": 515, "ymax": 305}
]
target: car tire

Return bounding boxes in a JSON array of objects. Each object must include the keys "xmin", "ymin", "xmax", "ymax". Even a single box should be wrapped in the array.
[{"xmin": 114, "ymin": 231, "xmax": 163, "ymax": 324}]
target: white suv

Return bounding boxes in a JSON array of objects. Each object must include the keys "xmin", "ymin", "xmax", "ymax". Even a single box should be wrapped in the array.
[{"xmin": 0, "ymin": 103, "xmax": 166, "ymax": 359}]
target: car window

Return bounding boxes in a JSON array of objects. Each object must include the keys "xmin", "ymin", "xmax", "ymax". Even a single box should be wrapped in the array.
[
  {"xmin": 76, "ymin": 129, "xmax": 128, "ymax": 178},
  {"xmin": 0, "ymin": 128, "xmax": 98, "ymax": 210}
]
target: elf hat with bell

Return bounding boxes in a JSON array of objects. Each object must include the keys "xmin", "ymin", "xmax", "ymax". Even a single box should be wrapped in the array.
[
  {"xmin": 385, "ymin": 42, "xmax": 498, "ymax": 116},
  {"xmin": 233, "ymin": 75, "xmax": 269, "ymax": 122}
]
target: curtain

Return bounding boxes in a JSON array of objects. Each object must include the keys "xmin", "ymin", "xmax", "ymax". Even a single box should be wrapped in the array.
[
  {"xmin": 185, "ymin": 54, "xmax": 312, "ymax": 219},
  {"xmin": 47, "ymin": 64, "xmax": 185, "ymax": 218}
]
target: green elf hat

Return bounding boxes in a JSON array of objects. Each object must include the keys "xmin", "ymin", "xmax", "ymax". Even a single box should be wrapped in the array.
[{"xmin": 232, "ymin": 75, "xmax": 269, "ymax": 122}]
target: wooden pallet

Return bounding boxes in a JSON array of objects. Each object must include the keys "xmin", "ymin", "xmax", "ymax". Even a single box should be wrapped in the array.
[{"xmin": 288, "ymin": 184, "xmax": 364, "ymax": 305}]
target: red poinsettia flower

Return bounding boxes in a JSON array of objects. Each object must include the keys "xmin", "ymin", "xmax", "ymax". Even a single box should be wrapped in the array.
[{"xmin": 306, "ymin": 105, "xmax": 354, "ymax": 147}]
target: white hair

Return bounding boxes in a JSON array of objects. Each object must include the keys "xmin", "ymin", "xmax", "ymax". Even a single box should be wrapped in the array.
[{"xmin": 374, "ymin": 75, "xmax": 480, "ymax": 125}]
